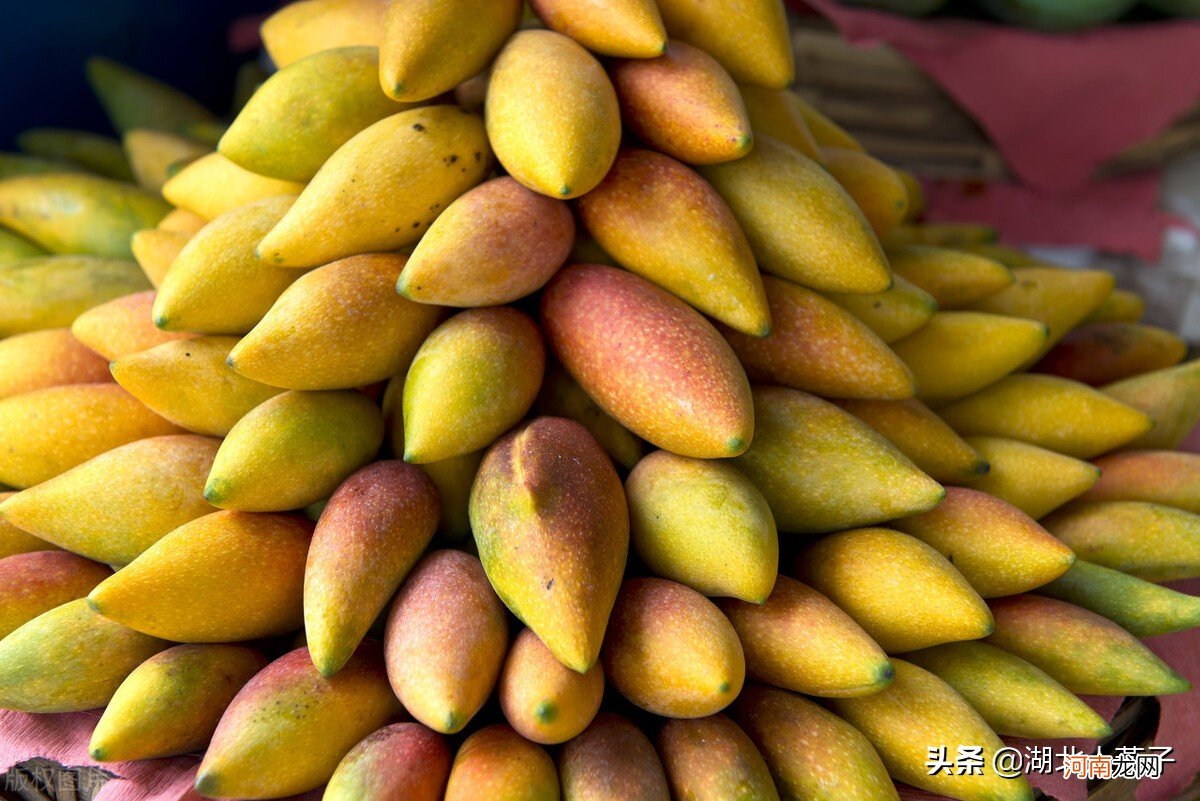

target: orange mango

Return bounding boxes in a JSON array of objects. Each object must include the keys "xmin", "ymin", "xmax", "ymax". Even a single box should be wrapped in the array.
[
  {"xmin": 1034, "ymin": 322, "xmax": 1186, "ymax": 386},
  {"xmin": 1083, "ymin": 450, "xmax": 1200, "ymax": 512},
  {"xmin": 0, "ymin": 551, "xmax": 111, "ymax": 640},
  {"xmin": 444, "ymin": 725, "xmax": 560, "ymax": 801},
  {"xmin": 0, "ymin": 328, "xmax": 110, "ymax": 399},
  {"xmin": 837, "ymin": 398, "xmax": 989, "ymax": 485},
  {"xmin": 657, "ymin": 715, "xmax": 778, "ymax": 801},
  {"xmin": 70, "ymin": 291, "xmax": 193, "ymax": 360},
  {"xmin": 534, "ymin": 365, "xmax": 645, "ymax": 471},
  {"xmin": 531, "ymin": 0, "xmax": 665, "ymax": 57},
  {"xmin": 822, "ymin": 148, "xmax": 909, "ymax": 238},
  {"xmin": 655, "ymin": 0, "xmax": 793, "ymax": 88},
  {"xmin": 558, "ymin": 713, "xmax": 670, "ymax": 801},
  {"xmin": 324, "ymin": 722, "xmax": 451, "ymax": 801},
  {"xmin": 499, "ymin": 627, "xmax": 605, "ymax": 744}
]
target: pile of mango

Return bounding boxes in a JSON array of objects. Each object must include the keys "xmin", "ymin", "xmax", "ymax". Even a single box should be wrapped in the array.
[{"xmin": 0, "ymin": 1, "xmax": 1198, "ymax": 800}]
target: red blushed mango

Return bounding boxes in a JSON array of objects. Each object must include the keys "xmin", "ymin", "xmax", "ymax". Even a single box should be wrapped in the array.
[
  {"xmin": 0, "ymin": 551, "xmax": 111, "ymax": 640},
  {"xmin": 822, "ymin": 148, "xmax": 909, "ymax": 238},
  {"xmin": 986, "ymin": 595, "xmax": 1190, "ymax": 696},
  {"xmin": 723, "ymin": 275, "xmax": 914, "ymax": 400},
  {"xmin": 656, "ymin": 715, "xmax": 778, "ymax": 801},
  {"xmin": 738, "ymin": 84, "xmax": 823, "ymax": 163},
  {"xmin": 88, "ymin": 510, "xmax": 312, "ymax": 642},
  {"xmin": 0, "ymin": 491, "xmax": 62, "ymax": 558},
  {"xmin": 737, "ymin": 684, "xmax": 899, "ymax": 801},
  {"xmin": 89, "ymin": 644, "xmax": 267, "ymax": 762},
  {"xmin": 558, "ymin": 713, "xmax": 670, "ymax": 801},
  {"xmin": 384, "ymin": 550, "xmax": 509, "ymax": 734},
  {"xmin": 1104, "ymin": 359, "xmax": 1200, "ymax": 450},
  {"xmin": 1083, "ymin": 450, "xmax": 1200, "ymax": 513},
  {"xmin": 534, "ymin": 365, "xmax": 645, "ymax": 471},
  {"xmin": 603, "ymin": 578, "xmax": 745, "ymax": 718},
  {"xmin": 541, "ymin": 264, "xmax": 753, "ymax": 458},
  {"xmin": 1042, "ymin": 501, "xmax": 1200, "ymax": 583},
  {"xmin": 891, "ymin": 487, "xmax": 1075, "ymax": 598},
  {"xmin": 196, "ymin": 644, "xmax": 403, "ymax": 800},
  {"xmin": 305, "ymin": 461, "xmax": 439, "ymax": 677},
  {"xmin": 824, "ymin": 274, "xmax": 937, "ymax": 345},
  {"xmin": 403, "ymin": 307, "xmax": 544, "ymax": 463},
  {"xmin": 325, "ymin": 723, "xmax": 451, "ymax": 801},
  {"xmin": 470, "ymin": 417, "xmax": 628, "ymax": 673},
  {"xmin": 400, "ymin": 177, "xmax": 574, "ymax": 307},
  {"xmin": 0, "ymin": 383, "xmax": 183, "ymax": 489},
  {"xmin": 610, "ymin": 42, "xmax": 751, "ymax": 165},
  {"xmin": 0, "ymin": 329, "xmax": 110, "ymax": 399},
  {"xmin": 965, "ymin": 436, "xmax": 1100, "ymax": 519},
  {"xmin": 70, "ymin": 290, "xmax": 192, "ymax": 360},
  {"xmin": 655, "ymin": 0, "xmax": 793, "ymax": 88},
  {"xmin": 837, "ymin": 398, "xmax": 989, "ymax": 485},
  {"xmin": 0, "ymin": 434, "xmax": 218, "ymax": 566},
  {"xmin": 1034, "ymin": 322, "xmax": 1187, "ymax": 386},
  {"xmin": 575, "ymin": 149, "xmax": 769, "ymax": 336},
  {"xmin": 886, "ymin": 245, "xmax": 1013, "ymax": 309},
  {"xmin": 530, "ymin": 0, "xmax": 665, "ymax": 57},
  {"xmin": 444, "ymin": 725, "xmax": 560, "ymax": 801},
  {"xmin": 720, "ymin": 576, "xmax": 892, "ymax": 698},
  {"xmin": 499, "ymin": 628, "xmax": 605, "ymax": 744}
]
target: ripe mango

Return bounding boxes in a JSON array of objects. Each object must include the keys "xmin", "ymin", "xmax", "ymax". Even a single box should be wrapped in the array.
[
  {"xmin": 123, "ymin": 129, "xmax": 209, "ymax": 193},
  {"xmin": 0, "ymin": 153, "xmax": 80, "ymax": 179},
  {"xmin": 824, "ymin": 274, "xmax": 937, "ymax": 344},
  {"xmin": 738, "ymin": 85, "xmax": 824, "ymax": 163},
  {"xmin": 401, "ymin": 176, "xmax": 574, "ymax": 307},
  {"xmin": 986, "ymin": 595, "xmax": 1190, "ymax": 696},
  {"xmin": 830, "ymin": 660, "xmax": 1033, "ymax": 801},
  {"xmin": 603, "ymin": 577, "xmax": 745, "ymax": 717},
  {"xmin": 130, "ymin": 227, "xmax": 189, "ymax": 288},
  {"xmin": 723, "ymin": 275, "xmax": 914, "ymax": 399},
  {"xmin": 444, "ymin": 725, "xmax": 560, "ymax": 801},
  {"xmin": 796, "ymin": 528, "xmax": 993, "ymax": 653},
  {"xmin": 887, "ymin": 245, "xmax": 1013, "ymax": 309},
  {"xmin": 380, "ymin": 0, "xmax": 522, "ymax": 102},
  {"xmin": 822, "ymin": 148, "xmax": 909, "ymax": 238},
  {"xmin": 17, "ymin": 128, "xmax": 131, "ymax": 180},
  {"xmin": 737, "ymin": 684, "xmax": 899, "ymax": 801},
  {"xmin": 891, "ymin": 311, "xmax": 1047, "ymax": 406},
  {"xmin": 88, "ymin": 510, "xmax": 311, "ymax": 641},
  {"xmin": 1083, "ymin": 450, "xmax": 1200, "ymax": 512},
  {"xmin": 260, "ymin": 0, "xmax": 385, "ymax": 68},
  {"xmin": 896, "ymin": 168, "xmax": 925, "ymax": 220},
  {"xmin": 793, "ymin": 93, "xmax": 864, "ymax": 151},
  {"xmin": 153, "ymin": 196, "xmax": 304, "ymax": 335},
  {"xmin": 487, "ymin": 30, "xmax": 620, "ymax": 198},
  {"xmin": 939, "ymin": 374, "xmax": 1154, "ymax": 459},
  {"xmin": 86, "ymin": 56, "xmax": 217, "ymax": 136},
  {"xmin": 558, "ymin": 713, "xmax": 670, "ymax": 801},
  {"xmin": 702, "ymin": 137, "xmax": 890, "ymax": 293},
  {"xmin": 196, "ymin": 643, "xmax": 402, "ymax": 799},
  {"xmin": 1037, "ymin": 560, "xmax": 1200, "ymax": 638},
  {"xmin": 257, "ymin": 105, "xmax": 489, "ymax": 267},
  {"xmin": 541, "ymin": 264, "xmax": 753, "ymax": 458},
  {"xmin": 0, "ymin": 329, "xmax": 110, "ymax": 399},
  {"xmin": 162, "ymin": 152, "xmax": 304, "ymax": 221},
  {"xmin": 403, "ymin": 308, "xmax": 544, "ymax": 463},
  {"xmin": 1043, "ymin": 501, "xmax": 1200, "ymax": 582},
  {"xmin": 89, "ymin": 644, "xmax": 267, "ymax": 762},
  {"xmin": 657, "ymin": 715, "xmax": 779, "ymax": 801},
  {"xmin": 0, "ymin": 228, "xmax": 47, "ymax": 264},
  {"xmin": 205, "ymin": 390, "xmax": 384, "ymax": 511},
  {"xmin": 306, "ymin": 461, "xmax": 439, "ymax": 677},
  {"xmin": 384, "ymin": 550, "xmax": 508, "ymax": 734},
  {"xmin": 71, "ymin": 291, "xmax": 192, "ymax": 360},
  {"xmin": 0, "ymin": 256, "xmax": 151, "ymax": 336},
  {"xmin": 892, "ymin": 487, "xmax": 1074, "ymax": 597},
  {"xmin": 534, "ymin": 365, "xmax": 645, "ymax": 471},
  {"xmin": 530, "ymin": 0, "xmax": 666, "ymax": 57},
  {"xmin": 576, "ymin": 149, "xmax": 768, "ymax": 335},
  {"xmin": 905, "ymin": 642, "xmax": 1110, "ymax": 740},
  {"xmin": 0, "ymin": 492, "xmax": 60, "ymax": 559},
  {"xmin": 1085, "ymin": 287, "xmax": 1144, "ymax": 324},
  {"xmin": 626, "ymin": 450, "xmax": 778, "ymax": 603},
  {"xmin": 655, "ymin": 0, "xmax": 793, "ymax": 88},
  {"xmin": 470, "ymin": 417, "xmax": 628, "ymax": 673},
  {"xmin": 157, "ymin": 207, "xmax": 207, "ymax": 236},
  {"xmin": 325, "ymin": 722, "xmax": 451, "ymax": 801},
  {"xmin": 837, "ymin": 398, "xmax": 988, "ymax": 484},
  {"xmin": 964, "ymin": 436, "xmax": 1098, "ymax": 518},
  {"xmin": 0, "ymin": 434, "xmax": 218, "ymax": 565},
  {"xmin": 0, "ymin": 551, "xmax": 111, "ymax": 640},
  {"xmin": 733, "ymin": 387, "xmax": 943, "ymax": 534},
  {"xmin": 884, "ymin": 222, "xmax": 997, "ymax": 248},
  {"xmin": 499, "ymin": 627, "xmax": 605, "ymax": 744},
  {"xmin": 222, "ymin": 47, "xmax": 411, "ymax": 182},
  {"xmin": 610, "ymin": 42, "xmax": 752, "ymax": 165},
  {"xmin": 0, "ymin": 599, "xmax": 168, "ymax": 713},
  {"xmin": 0, "ymin": 384, "xmax": 182, "ymax": 488},
  {"xmin": 1034, "ymin": 322, "xmax": 1186, "ymax": 386},
  {"xmin": 1103, "ymin": 358, "xmax": 1200, "ymax": 450},
  {"xmin": 721, "ymin": 576, "xmax": 892, "ymax": 697}
]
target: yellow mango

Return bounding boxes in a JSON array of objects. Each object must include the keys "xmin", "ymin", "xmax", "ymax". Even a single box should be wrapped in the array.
[
  {"xmin": 1085, "ymin": 287, "xmax": 1144, "ymax": 324},
  {"xmin": 887, "ymin": 245, "xmax": 1014, "ymax": 309},
  {"xmin": 0, "ymin": 255, "xmax": 150, "ymax": 336},
  {"xmin": 130, "ymin": 227, "xmax": 190, "ymax": 288},
  {"xmin": 260, "ymin": 0, "xmax": 386, "ymax": 68},
  {"xmin": 123, "ymin": 129, "xmax": 209, "ymax": 193},
  {"xmin": 486, "ymin": 30, "xmax": 620, "ymax": 198},
  {"xmin": 444, "ymin": 725, "xmax": 560, "ymax": 801},
  {"xmin": 499, "ymin": 627, "xmax": 605, "ymax": 744},
  {"xmin": 533, "ymin": 365, "xmax": 645, "ymax": 471},
  {"xmin": 205, "ymin": 390, "xmax": 384, "ymax": 511},
  {"xmin": 884, "ymin": 222, "xmax": 997, "ymax": 248},
  {"xmin": 822, "ymin": 148, "xmax": 909, "ymax": 238},
  {"xmin": 655, "ymin": 0, "xmax": 793, "ymax": 88},
  {"xmin": 1104, "ymin": 359, "xmax": 1200, "ymax": 450},
  {"xmin": 17, "ymin": 128, "xmax": 132, "ymax": 180},
  {"xmin": 0, "ymin": 491, "xmax": 60, "ymax": 559},
  {"xmin": 0, "ymin": 328, "xmax": 110, "ymax": 399},
  {"xmin": 221, "ymin": 47, "xmax": 412, "ymax": 182},
  {"xmin": 1043, "ymin": 501, "xmax": 1200, "ymax": 583},
  {"xmin": 738, "ymin": 84, "xmax": 824, "ymax": 163},
  {"xmin": 111, "ymin": 336, "xmax": 285, "ymax": 437},
  {"xmin": 824, "ymin": 274, "xmax": 937, "ymax": 344},
  {"xmin": 837, "ymin": 398, "xmax": 989, "ymax": 485},
  {"xmin": 530, "ymin": 0, "xmax": 666, "ymax": 57},
  {"xmin": 701, "ymin": 136, "xmax": 890, "ymax": 293},
  {"xmin": 153, "ymin": 195, "xmax": 304, "ymax": 334},
  {"xmin": 0, "ymin": 434, "xmax": 218, "ymax": 565},
  {"xmin": 896, "ymin": 167, "xmax": 925, "ymax": 221},
  {"xmin": 86, "ymin": 56, "xmax": 217, "ymax": 136},
  {"xmin": 162, "ymin": 152, "xmax": 304, "ymax": 221},
  {"xmin": 939, "ymin": 374, "xmax": 1154, "ymax": 459},
  {"xmin": 965, "ymin": 436, "xmax": 1099, "ymax": 519},
  {"xmin": 380, "ymin": 0, "xmax": 522, "ymax": 102},
  {"xmin": 157, "ymin": 207, "xmax": 207, "ymax": 235},
  {"xmin": 0, "ymin": 384, "xmax": 182, "ymax": 488},
  {"xmin": 71, "ymin": 290, "xmax": 192, "ymax": 360},
  {"xmin": 0, "ymin": 228, "xmax": 47, "ymax": 265},
  {"xmin": 793, "ymin": 93, "xmax": 864, "ymax": 151},
  {"xmin": 257, "ymin": 105, "xmax": 490, "ymax": 267},
  {"xmin": 657, "ymin": 715, "xmax": 780, "ymax": 801},
  {"xmin": 892, "ymin": 312, "xmax": 1047, "ymax": 406}
]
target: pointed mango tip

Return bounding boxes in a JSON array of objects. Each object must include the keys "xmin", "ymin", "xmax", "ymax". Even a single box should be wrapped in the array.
[
  {"xmin": 85, "ymin": 594, "xmax": 103, "ymax": 614},
  {"xmin": 194, "ymin": 771, "xmax": 219, "ymax": 797},
  {"xmin": 444, "ymin": 710, "xmax": 462, "ymax": 733},
  {"xmin": 876, "ymin": 660, "xmax": 896, "ymax": 685},
  {"xmin": 737, "ymin": 132, "xmax": 753, "ymax": 152},
  {"xmin": 971, "ymin": 458, "xmax": 991, "ymax": 477},
  {"xmin": 558, "ymin": 184, "xmax": 572, "ymax": 197},
  {"xmin": 203, "ymin": 482, "xmax": 223, "ymax": 505},
  {"xmin": 153, "ymin": 312, "xmax": 169, "ymax": 330},
  {"xmin": 726, "ymin": 435, "xmax": 747, "ymax": 456},
  {"xmin": 535, "ymin": 700, "xmax": 558, "ymax": 723},
  {"xmin": 88, "ymin": 745, "xmax": 106, "ymax": 761},
  {"xmin": 756, "ymin": 322, "xmax": 772, "ymax": 338},
  {"xmin": 718, "ymin": 680, "xmax": 732, "ymax": 694}
]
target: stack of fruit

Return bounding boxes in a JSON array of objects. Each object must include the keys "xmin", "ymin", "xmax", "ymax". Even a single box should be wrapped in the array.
[{"xmin": 0, "ymin": 1, "xmax": 1198, "ymax": 800}]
